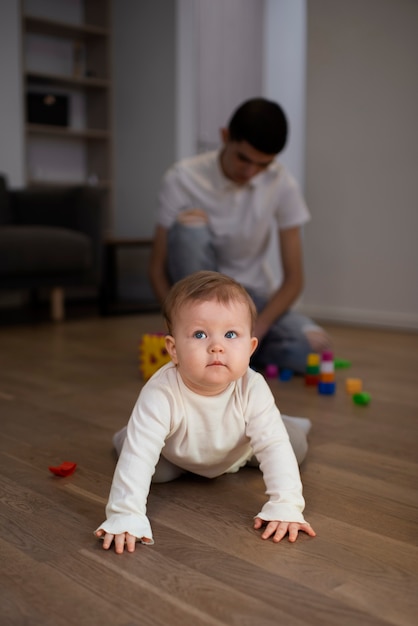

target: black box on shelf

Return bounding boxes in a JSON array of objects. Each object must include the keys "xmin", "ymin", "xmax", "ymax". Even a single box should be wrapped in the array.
[{"xmin": 27, "ymin": 93, "xmax": 69, "ymax": 127}]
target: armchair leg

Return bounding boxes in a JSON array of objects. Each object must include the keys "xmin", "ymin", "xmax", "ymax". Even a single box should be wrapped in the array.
[{"xmin": 51, "ymin": 287, "xmax": 65, "ymax": 321}]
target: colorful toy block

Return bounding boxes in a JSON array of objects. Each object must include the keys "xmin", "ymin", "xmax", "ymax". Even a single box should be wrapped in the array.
[
  {"xmin": 265, "ymin": 364, "xmax": 279, "ymax": 378},
  {"xmin": 318, "ymin": 381, "xmax": 336, "ymax": 395},
  {"xmin": 307, "ymin": 353, "xmax": 320, "ymax": 366},
  {"xmin": 318, "ymin": 351, "xmax": 336, "ymax": 394},
  {"xmin": 353, "ymin": 392, "xmax": 371, "ymax": 406},
  {"xmin": 139, "ymin": 333, "xmax": 171, "ymax": 381},
  {"xmin": 279, "ymin": 368, "xmax": 293, "ymax": 381},
  {"xmin": 320, "ymin": 360, "xmax": 335, "ymax": 374},
  {"xmin": 305, "ymin": 353, "xmax": 320, "ymax": 385},
  {"xmin": 321, "ymin": 350, "xmax": 334, "ymax": 362},
  {"xmin": 345, "ymin": 378, "xmax": 363, "ymax": 394},
  {"xmin": 334, "ymin": 358, "xmax": 351, "ymax": 369},
  {"xmin": 320, "ymin": 372, "xmax": 335, "ymax": 383}
]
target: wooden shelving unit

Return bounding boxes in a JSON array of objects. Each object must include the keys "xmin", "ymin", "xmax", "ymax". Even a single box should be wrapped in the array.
[{"xmin": 21, "ymin": 0, "xmax": 113, "ymax": 229}]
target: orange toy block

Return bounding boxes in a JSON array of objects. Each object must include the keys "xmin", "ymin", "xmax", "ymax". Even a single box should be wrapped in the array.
[
  {"xmin": 320, "ymin": 372, "xmax": 335, "ymax": 383},
  {"xmin": 345, "ymin": 378, "xmax": 363, "ymax": 394}
]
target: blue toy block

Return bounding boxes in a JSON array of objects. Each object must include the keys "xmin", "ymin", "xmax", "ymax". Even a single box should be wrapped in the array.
[
  {"xmin": 318, "ymin": 381, "xmax": 336, "ymax": 395},
  {"xmin": 279, "ymin": 368, "xmax": 293, "ymax": 381}
]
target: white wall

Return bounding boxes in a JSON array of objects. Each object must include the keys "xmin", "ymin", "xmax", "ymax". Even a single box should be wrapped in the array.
[
  {"xmin": 194, "ymin": 0, "xmax": 263, "ymax": 152},
  {"xmin": 302, "ymin": 0, "xmax": 418, "ymax": 329},
  {"xmin": 0, "ymin": 1, "xmax": 24, "ymax": 187},
  {"xmin": 112, "ymin": 0, "xmax": 177, "ymax": 238},
  {"xmin": 175, "ymin": 0, "xmax": 197, "ymax": 161},
  {"xmin": 175, "ymin": 0, "xmax": 307, "ymax": 170},
  {"xmin": 263, "ymin": 0, "xmax": 307, "ymax": 188}
]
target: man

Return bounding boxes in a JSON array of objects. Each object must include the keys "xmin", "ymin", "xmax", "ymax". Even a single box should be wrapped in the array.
[{"xmin": 149, "ymin": 98, "xmax": 330, "ymax": 373}]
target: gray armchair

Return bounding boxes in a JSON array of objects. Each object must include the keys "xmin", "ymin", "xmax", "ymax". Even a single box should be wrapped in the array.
[{"xmin": 0, "ymin": 174, "xmax": 105, "ymax": 320}]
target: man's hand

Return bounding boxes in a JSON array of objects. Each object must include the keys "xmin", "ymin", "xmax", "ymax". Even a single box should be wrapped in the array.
[
  {"xmin": 176, "ymin": 208, "xmax": 208, "ymax": 225},
  {"xmin": 254, "ymin": 518, "xmax": 316, "ymax": 543},
  {"xmin": 95, "ymin": 529, "xmax": 153, "ymax": 553}
]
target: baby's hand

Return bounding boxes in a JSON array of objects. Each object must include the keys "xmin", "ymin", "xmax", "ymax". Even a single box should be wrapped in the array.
[
  {"xmin": 95, "ymin": 529, "xmax": 153, "ymax": 553},
  {"xmin": 253, "ymin": 518, "xmax": 316, "ymax": 543}
]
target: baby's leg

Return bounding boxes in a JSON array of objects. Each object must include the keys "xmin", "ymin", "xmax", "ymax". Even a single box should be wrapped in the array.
[
  {"xmin": 247, "ymin": 416, "xmax": 309, "ymax": 467},
  {"xmin": 112, "ymin": 425, "xmax": 128, "ymax": 456},
  {"xmin": 112, "ymin": 426, "xmax": 184, "ymax": 483},
  {"xmin": 281, "ymin": 415, "xmax": 309, "ymax": 465}
]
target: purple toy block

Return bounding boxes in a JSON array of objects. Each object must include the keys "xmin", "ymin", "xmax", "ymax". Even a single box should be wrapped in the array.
[{"xmin": 265, "ymin": 364, "xmax": 279, "ymax": 378}]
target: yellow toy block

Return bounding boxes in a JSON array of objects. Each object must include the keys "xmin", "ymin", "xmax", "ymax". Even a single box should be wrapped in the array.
[
  {"xmin": 345, "ymin": 378, "xmax": 363, "ymax": 394},
  {"xmin": 307, "ymin": 353, "xmax": 320, "ymax": 366},
  {"xmin": 139, "ymin": 333, "xmax": 171, "ymax": 381}
]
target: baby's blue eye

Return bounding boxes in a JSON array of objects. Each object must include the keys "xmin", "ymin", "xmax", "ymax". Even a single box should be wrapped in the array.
[
  {"xmin": 225, "ymin": 330, "xmax": 237, "ymax": 339},
  {"xmin": 193, "ymin": 330, "xmax": 207, "ymax": 339}
]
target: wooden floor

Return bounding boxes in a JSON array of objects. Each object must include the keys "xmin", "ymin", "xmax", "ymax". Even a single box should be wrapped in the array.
[{"xmin": 0, "ymin": 312, "xmax": 417, "ymax": 626}]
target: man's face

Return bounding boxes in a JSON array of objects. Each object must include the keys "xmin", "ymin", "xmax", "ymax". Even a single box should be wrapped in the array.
[{"xmin": 219, "ymin": 129, "xmax": 276, "ymax": 185}]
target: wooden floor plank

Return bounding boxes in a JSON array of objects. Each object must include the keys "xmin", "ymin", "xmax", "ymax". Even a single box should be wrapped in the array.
[
  {"xmin": 0, "ymin": 541, "xmax": 133, "ymax": 626},
  {"xmin": 1, "ymin": 316, "xmax": 418, "ymax": 625}
]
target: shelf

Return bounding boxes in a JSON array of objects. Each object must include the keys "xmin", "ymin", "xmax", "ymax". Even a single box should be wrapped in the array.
[
  {"xmin": 23, "ymin": 15, "xmax": 109, "ymax": 39},
  {"xmin": 27, "ymin": 178, "xmax": 112, "ymax": 189},
  {"xmin": 21, "ymin": 0, "xmax": 113, "ymax": 230},
  {"xmin": 26, "ymin": 124, "xmax": 110, "ymax": 139},
  {"xmin": 26, "ymin": 71, "xmax": 109, "ymax": 89}
]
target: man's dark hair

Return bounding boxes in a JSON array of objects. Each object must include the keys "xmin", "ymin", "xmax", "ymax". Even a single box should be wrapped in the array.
[{"xmin": 227, "ymin": 98, "xmax": 288, "ymax": 154}]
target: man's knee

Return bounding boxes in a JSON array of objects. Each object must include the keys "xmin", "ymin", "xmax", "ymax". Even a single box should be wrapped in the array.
[{"xmin": 167, "ymin": 220, "xmax": 217, "ymax": 281}]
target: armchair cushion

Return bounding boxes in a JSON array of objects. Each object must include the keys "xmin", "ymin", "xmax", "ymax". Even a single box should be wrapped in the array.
[
  {"xmin": 0, "ymin": 174, "xmax": 105, "ymax": 304},
  {"xmin": 0, "ymin": 176, "xmax": 11, "ymax": 224},
  {"xmin": 0, "ymin": 226, "xmax": 91, "ymax": 276}
]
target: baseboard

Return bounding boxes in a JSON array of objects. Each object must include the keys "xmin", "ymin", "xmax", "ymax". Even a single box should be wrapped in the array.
[{"xmin": 295, "ymin": 303, "xmax": 418, "ymax": 331}]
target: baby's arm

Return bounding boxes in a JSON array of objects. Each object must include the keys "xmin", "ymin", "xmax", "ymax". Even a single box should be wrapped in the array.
[
  {"xmin": 245, "ymin": 372, "xmax": 315, "ymax": 541},
  {"xmin": 253, "ymin": 518, "xmax": 316, "ymax": 543},
  {"xmin": 95, "ymin": 377, "xmax": 172, "ymax": 552}
]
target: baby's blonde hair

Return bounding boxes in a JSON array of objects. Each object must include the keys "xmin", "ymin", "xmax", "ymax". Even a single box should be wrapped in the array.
[{"xmin": 163, "ymin": 271, "xmax": 257, "ymax": 335}]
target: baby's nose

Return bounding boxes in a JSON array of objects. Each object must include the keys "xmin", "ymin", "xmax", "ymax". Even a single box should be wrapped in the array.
[{"xmin": 210, "ymin": 341, "xmax": 224, "ymax": 353}]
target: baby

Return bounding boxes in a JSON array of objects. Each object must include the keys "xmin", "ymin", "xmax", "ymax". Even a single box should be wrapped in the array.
[{"xmin": 95, "ymin": 270, "xmax": 316, "ymax": 552}]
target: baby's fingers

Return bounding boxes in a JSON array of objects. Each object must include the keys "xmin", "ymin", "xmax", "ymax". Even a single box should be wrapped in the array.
[
  {"xmin": 272, "ymin": 522, "xmax": 291, "ymax": 543},
  {"xmin": 125, "ymin": 533, "xmax": 138, "ymax": 553},
  {"xmin": 96, "ymin": 531, "xmax": 115, "ymax": 550},
  {"xmin": 300, "ymin": 522, "xmax": 317, "ymax": 538},
  {"xmin": 288, "ymin": 522, "xmax": 316, "ymax": 542}
]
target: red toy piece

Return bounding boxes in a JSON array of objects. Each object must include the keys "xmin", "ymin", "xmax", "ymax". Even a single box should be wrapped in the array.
[{"xmin": 49, "ymin": 461, "xmax": 77, "ymax": 477}]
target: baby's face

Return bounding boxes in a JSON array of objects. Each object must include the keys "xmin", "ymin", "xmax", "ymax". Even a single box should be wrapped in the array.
[{"xmin": 165, "ymin": 298, "xmax": 258, "ymax": 396}]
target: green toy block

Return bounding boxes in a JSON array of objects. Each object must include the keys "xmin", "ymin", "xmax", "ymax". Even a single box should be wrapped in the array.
[
  {"xmin": 334, "ymin": 358, "xmax": 352, "ymax": 369},
  {"xmin": 352, "ymin": 392, "xmax": 371, "ymax": 406}
]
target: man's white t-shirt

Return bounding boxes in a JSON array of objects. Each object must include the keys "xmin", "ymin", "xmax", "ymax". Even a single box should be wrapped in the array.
[{"xmin": 157, "ymin": 150, "xmax": 310, "ymax": 297}]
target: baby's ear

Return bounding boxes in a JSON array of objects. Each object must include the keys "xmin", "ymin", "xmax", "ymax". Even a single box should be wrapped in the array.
[
  {"xmin": 165, "ymin": 335, "xmax": 178, "ymax": 364},
  {"xmin": 250, "ymin": 336, "xmax": 258, "ymax": 356}
]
